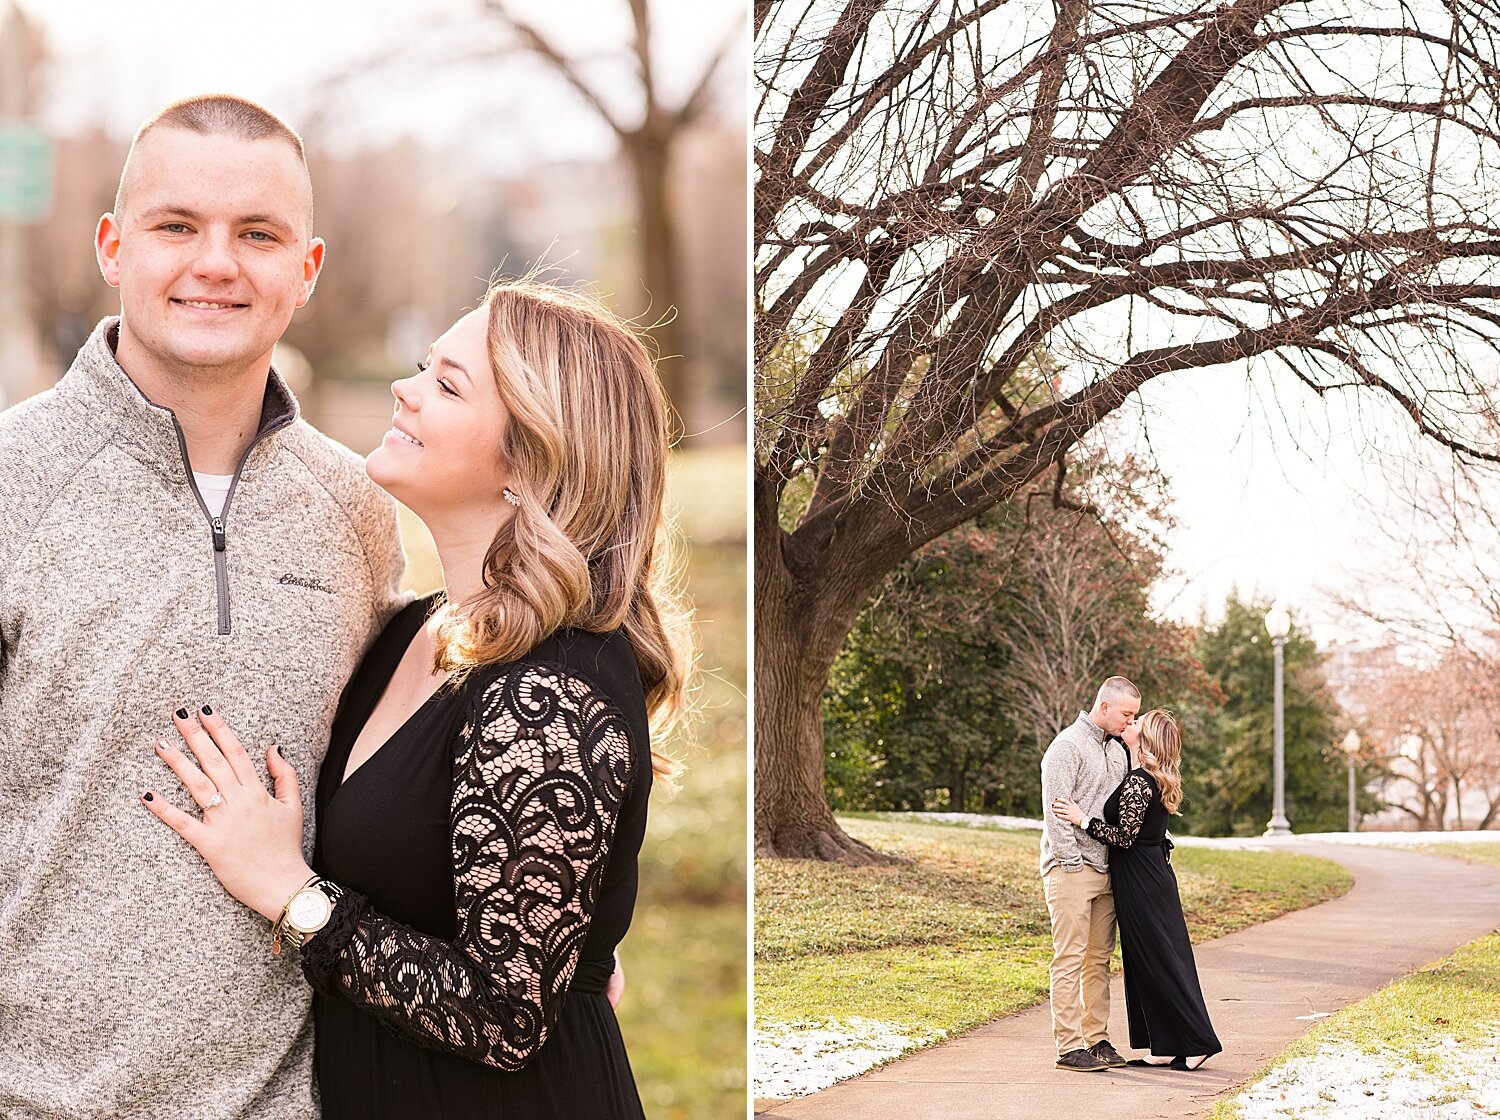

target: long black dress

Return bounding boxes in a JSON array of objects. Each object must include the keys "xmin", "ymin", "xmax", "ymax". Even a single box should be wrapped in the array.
[
  {"xmin": 1088, "ymin": 769, "xmax": 1221, "ymax": 1060},
  {"xmin": 300, "ymin": 595, "xmax": 651, "ymax": 1119}
]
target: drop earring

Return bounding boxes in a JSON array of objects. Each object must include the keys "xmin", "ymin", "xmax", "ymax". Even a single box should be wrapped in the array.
[{"xmin": 503, "ymin": 487, "xmax": 522, "ymax": 507}]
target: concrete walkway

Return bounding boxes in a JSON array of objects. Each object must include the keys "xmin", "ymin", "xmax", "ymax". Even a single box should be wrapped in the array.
[{"xmin": 756, "ymin": 842, "xmax": 1500, "ymax": 1120}]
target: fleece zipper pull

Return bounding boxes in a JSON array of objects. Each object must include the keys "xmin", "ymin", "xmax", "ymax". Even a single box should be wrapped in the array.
[{"xmin": 212, "ymin": 517, "xmax": 226, "ymax": 552}]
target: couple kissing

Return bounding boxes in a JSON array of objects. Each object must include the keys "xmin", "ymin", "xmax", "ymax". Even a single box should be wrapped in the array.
[{"xmin": 1039, "ymin": 677, "xmax": 1222, "ymax": 1073}]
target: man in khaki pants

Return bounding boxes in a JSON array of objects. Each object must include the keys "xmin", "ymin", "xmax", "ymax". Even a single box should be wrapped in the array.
[{"xmin": 1039, "ymin": 676, "xmax": 1139, "ymax": 1071}]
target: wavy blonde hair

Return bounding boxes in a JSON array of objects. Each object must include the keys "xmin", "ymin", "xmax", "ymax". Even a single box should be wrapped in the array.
[
  {"xmin": 431, "ymin": 277, "xmax": 692, "ymax": 781},
  {"xmin": 1136, "ymin": 709, "xmax": 1184, "ymax": 815}
]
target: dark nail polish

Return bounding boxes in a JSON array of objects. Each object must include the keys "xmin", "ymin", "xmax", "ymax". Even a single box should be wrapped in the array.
[
  {"xmin": 175, "ymin": 708, "xmax": 189, "ymax": 720},
  {"xmin": 142, "ymin": 791, "xmax": 154, "ymax": 802},
  {"xmin": 201, "ymin": 704, "xmax": 213, "ymax": 717}
]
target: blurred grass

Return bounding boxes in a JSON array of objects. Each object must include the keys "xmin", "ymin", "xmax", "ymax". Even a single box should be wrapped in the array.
[
  {"xmin": 398, "ymin": 444, "xmax": 747, "ymax": 1120},
  {"xmin": 756, "ymin": 816, "xmax": 1349, "ymax": 1045}
]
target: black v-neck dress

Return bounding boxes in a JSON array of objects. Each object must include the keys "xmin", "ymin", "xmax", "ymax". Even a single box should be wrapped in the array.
[
  {"xmin": 301, "ymin": 595, "xmax": 651, "ymax": 1119},
  {"xmin": 1088, "ymin": 768, "xmax": 1221, "ymax": 1060}
]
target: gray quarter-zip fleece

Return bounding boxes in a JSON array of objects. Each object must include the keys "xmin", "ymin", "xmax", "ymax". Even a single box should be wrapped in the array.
[
  {"xmin": 1039, "ymin": 711, "xmax": 1130, "ymax": 876},
  {"xmin": 0, "ymin": 318, "xmax": 407, "ymax": 1119}
]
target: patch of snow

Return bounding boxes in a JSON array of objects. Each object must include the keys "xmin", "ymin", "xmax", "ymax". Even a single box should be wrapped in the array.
[
  {"xmin": 863, "ymin": 812, "xmax": 1500, "ymax": 849},
  {"xmin": 1232, "ymin": 1036, "xmax": 1500, "ymax": 1119},
  {"xmin": 754, "ymin": 1018, "xmax": 945, "ymax": 1099},
  {"xmin": 1164, "ymin": 833, "xmax": 1279, "ymax": 850},
  {"xmin": 867, "ymin": 811, "xmax": 1280, "ymax": 849},
  {"xmin": 1291, "ymin": 830, "xmax": 1500, "ymax": 847},
  {"xmin": 872, "ymin": 811, "xmax": 1048, "ymax": 833}
]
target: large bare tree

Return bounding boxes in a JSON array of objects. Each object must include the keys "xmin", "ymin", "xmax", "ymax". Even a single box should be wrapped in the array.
[{"xmin": 754, "ymin": 0, "xmax": 1500, "ymax": 862}]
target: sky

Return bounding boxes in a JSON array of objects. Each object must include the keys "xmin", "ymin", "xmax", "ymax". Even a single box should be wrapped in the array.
[
  {"xmin": 12, "ymin": 0, "xmax": 744, "ymax": 172},
  {"xmin": 1125, "ymin": 368, "xmax": 1426, "ymax": 639},
  {"xmin": 1114, "ymin": 307, "xmax": 1500, "ymax": 645}
]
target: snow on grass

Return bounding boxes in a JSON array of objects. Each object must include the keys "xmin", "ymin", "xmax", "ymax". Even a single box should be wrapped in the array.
[
  {"xmin": 1295, "ymin": 830, "xmax": 1500, "ymax": 847},
  {"xmin": 865, "ymin": 811, "xmax": 1500, "ymax": 849},
  {"xmin": 1230, "ymin": 1035, "xmax": 1500, "ymax": 1119},
  {"xmin": 754, "ymin": 1018, "xmax": 945, "ymax": 1100},
  {"xmin": 866, "ymin": 811, "xmax": 1277, "ymax": 849}
]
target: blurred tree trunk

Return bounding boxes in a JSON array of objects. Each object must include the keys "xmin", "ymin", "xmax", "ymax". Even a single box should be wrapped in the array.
[{"xmin": 489, "ymin": 0, "xmax": 737, "ymax": 431}]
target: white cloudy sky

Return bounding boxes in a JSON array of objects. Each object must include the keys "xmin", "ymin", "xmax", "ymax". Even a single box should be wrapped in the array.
[
  {"xmin": 13, "ymin": 0, "xmax": 744, "ymax": 171},
  {"xmin": 1124, "ymin": 368, "xmax": 1430, "ymax": 637}
]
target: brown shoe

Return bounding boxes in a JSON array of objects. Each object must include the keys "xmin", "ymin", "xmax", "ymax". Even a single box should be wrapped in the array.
[
  {"xmin": 1055, "ymin": 1048, "xmax": 1108, "ymax": 1072},
  {"xmin": 1089, "ymin": 1040, "xmax": 1126, "ymax": 1068}
]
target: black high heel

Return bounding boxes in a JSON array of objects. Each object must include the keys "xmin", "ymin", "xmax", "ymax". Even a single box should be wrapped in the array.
[{"xmin": 1169, "ymin": 1055, "xmax": 1211, "ymax": 1071}]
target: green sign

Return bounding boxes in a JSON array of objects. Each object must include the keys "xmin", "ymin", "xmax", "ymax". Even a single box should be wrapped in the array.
[{"xmin": 0, "ymin": 124, "xmax": 51, "ymax": 222}]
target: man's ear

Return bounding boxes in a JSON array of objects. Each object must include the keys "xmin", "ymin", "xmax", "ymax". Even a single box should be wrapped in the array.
[
  {"xmin": 296, "ymin": 237, "xmax": 326, "ymax": 308},
  {"xmin": 96, "ymin": 213, "xmax": 123, "ymax": 288}
]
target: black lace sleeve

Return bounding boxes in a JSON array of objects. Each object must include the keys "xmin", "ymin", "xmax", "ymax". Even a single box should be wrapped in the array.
[
  {"xmin": 1086, "ymin": 773, "xmax": 1153, "ymax": 849},
  {"xmin": 300, "ymin": 660, "xmax": 635, "ymax": 1070}
]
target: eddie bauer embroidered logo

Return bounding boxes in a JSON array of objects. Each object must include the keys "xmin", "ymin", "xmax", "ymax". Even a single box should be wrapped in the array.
[{"xmin": 279, "ymin": 573, "xmax": 334, "ymax": 594}]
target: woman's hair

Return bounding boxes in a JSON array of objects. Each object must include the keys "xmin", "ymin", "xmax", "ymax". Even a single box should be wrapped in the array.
[
  {"xmin": 1136, "ymin": 709, "xmax": 1183, "ymax": 814},
  {"xmin": 431, "ymin": 275, "xmax": 692, "ymax": 781}
]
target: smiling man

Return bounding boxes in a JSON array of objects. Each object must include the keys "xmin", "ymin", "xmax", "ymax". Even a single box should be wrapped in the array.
[{"xmin": 0, "ymin": 96, "xmax": 405, "ymax": 1119}]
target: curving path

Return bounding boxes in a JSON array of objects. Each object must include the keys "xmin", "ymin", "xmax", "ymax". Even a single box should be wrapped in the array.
[{"xmin": 756, "ymin": 841, "xmax": 1500, "ymax": 1120}]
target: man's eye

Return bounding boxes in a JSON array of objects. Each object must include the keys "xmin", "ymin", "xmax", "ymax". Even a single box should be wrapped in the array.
[
  {"xmin": 162, "ymin": 223, "xmax": 190, "ymax": 234},
  {"xmin": 245, "ymin": 230, "xmax": 273, "ymax": 242}
]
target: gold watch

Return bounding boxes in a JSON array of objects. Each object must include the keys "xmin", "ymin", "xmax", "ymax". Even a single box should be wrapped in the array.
[{"xmin": 273, "ymin": 877, "xmax": 345, "ymax": 955}]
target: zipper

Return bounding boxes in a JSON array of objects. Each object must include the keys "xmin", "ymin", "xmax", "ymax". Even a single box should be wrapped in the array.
[
  {"xmin": 172, "ymin": 415, "xmax": 291, "ymax": 635},
  {"xmin": 210, "ymin": 515, "xmax": 229, "ymax": 633}
]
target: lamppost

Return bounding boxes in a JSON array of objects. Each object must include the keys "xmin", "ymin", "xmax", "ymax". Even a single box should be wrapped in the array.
[
  {"xmin": 1264, "ymin": 603, "xmax": 1293, "ymax": 837},
  {"xmin": 1342, "ymin": 729, "xmax": 1360, "ymax": 833}
]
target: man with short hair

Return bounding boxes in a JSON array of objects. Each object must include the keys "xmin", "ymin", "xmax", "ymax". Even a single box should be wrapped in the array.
[
  {"xmin": 1039, "ymin": 675, "xmax": 1140, "ymax": 1071},
  {"xmin": 0, "ymin": 95, "xmax": 405, "ymax": 1118}
]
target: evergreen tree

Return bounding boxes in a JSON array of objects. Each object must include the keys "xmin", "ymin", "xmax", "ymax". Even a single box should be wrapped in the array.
[
  {"xmin": 1178, "ymin": 595, "xmax": 1348, "ymax": 835},
  {"xmin": 823, "ymin": 456, "xmax": 1215, "ymax": 815}
]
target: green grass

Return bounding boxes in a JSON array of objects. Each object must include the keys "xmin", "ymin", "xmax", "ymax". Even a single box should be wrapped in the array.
[
  {"xmin": 621, "ymin": 903, "xmax": 747, "ymax": 1117},
  {"xmin": 401, "ymin": 445, "xmax": 747, "ymax": 1120},
  {"xmin": 1419, "ymin": 840, "xmax": 1500, "ymax": 869},
  {"xmin": 1207, "ymin": 932, "xmax": 1500, "ymax": 1119},
  {"xmin": 756, "ymin": 815, "xmax": 1351, "ymax": 1047}
]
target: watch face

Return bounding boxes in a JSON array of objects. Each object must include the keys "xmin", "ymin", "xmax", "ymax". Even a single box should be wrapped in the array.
[{"xmin": 288, "ymin": 888, "xmax": 333, "ymax": 932}]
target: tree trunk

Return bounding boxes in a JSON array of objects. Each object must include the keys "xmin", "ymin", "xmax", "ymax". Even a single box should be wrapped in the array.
[
  {"xmin": 950, "ymin": 756, "xmax": 968, "ymax": 812},
  {"xmin": 625, "ymin": 131, "xmax": 689, "ymax": 431},
  {"xmin": 753, "ymin": 477, "xmax": 903, "ymax": 865},
  {"xmin": 1477, "ymin": 798, "xmax": 1498, "ymax": 831}
]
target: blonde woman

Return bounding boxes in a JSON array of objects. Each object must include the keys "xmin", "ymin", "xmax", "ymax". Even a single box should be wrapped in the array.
[
  {"xmin": 142, "ymin": 279, "xmax": 687, "ymax": 1119},
  {"xmin": 1052, "ymin": 709, "xmax": 1221, "ymax": 1071}
]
